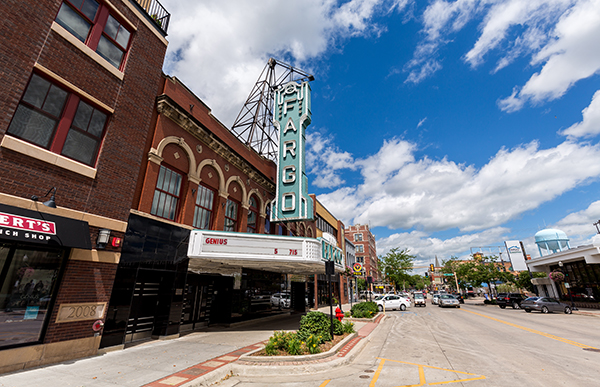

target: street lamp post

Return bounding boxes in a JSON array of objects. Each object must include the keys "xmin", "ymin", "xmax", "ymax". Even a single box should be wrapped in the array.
[{"xmin": 558, "ymin": 261, "xmax": 578, "ymax": 311}]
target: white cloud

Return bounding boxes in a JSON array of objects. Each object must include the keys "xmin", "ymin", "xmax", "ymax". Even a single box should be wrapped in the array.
[
  {"xmin": 499, "ymin": 0, "xmax": 600, "ymax": 111},
  {"xmin": 161, "ymin": 0, "xmax": 410, "ymax": 127},
  {"xmin": 551, "ymin": 200, "xmax": 600, "ymax": 243},
  {"xmin": 306, "ymin": 132, "xmax": 356, "ymax": 188},
  {"xmin": 376, "ymin": 227, "xmax": 510, "ymax": 261},
  {"xmin": 318, "ymin": 139, "xmax": 600, "ymax": 232},
  {"xmin": 561, "ymin": 90, "xmax": 600, "ymax": 138}
]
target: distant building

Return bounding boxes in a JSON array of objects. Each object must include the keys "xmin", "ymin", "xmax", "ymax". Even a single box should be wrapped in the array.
[{"xmin": 345, "ymin": 224, "xmax": 378, "ymax": 287}]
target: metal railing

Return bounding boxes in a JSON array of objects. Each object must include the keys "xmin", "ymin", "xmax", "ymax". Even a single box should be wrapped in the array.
[{"xmin": 134, "ymin": 0, "xmax": 170, "ymax": 35}]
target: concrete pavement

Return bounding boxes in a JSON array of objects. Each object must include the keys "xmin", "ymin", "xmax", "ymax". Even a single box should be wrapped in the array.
[{"xmin": 0, "ymin": 303, "xmax": 382, "ymax": 387}]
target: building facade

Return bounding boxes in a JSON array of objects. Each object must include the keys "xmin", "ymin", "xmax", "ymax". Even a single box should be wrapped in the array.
[
  {"xmin": 345, "ymin": 224, "xmax": 378, "ymax": 284},
  {"xmin": 0, "ymin": 0, "xmax": 169, "ymax": 373}
]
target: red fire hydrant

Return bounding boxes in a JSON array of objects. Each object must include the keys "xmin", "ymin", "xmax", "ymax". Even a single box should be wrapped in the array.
[{"xmin": 335, "ymin": 306, "xmax": 344, "ymax": 322}]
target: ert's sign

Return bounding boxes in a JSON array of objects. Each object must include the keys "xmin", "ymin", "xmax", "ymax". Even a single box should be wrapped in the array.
[{"xmin": 271, "ymin": 81, "xmax": 314, "ymax": 222}]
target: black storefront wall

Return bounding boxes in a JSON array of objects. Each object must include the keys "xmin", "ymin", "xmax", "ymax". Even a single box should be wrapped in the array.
[
  {"xmin": 100, "ymin": 213, "xmax": 189, "ymax": 348},
  {"xmin": 0, "ymin": 203, "xmax": 91, "ymax": 349}
]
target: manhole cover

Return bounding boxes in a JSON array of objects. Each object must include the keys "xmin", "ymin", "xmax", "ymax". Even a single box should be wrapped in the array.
[
  {"xmin": 364, "ymin": 370, "xmax": 375, "ymax": 373},
  {"xmin": 583, "ymin": 348, "xmax": 600, "ymax": 352},
  {"xmin": 359, "ymin": 375, "xmax": 371, "ymax": 379}
]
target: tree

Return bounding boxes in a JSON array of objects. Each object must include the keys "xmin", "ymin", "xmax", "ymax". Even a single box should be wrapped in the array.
[
  {"xmin": 379, "ymin": 248, "xmax": 415, "ymax": 291},
  {"xmin": 515, "ymin": 270, "xmax": 546, "ymax": 293}
]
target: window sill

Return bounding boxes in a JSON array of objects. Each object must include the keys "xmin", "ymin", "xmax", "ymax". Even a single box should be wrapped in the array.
[
  {"xmin": 51, "ymin": 22, "xmax": 124, "ymax": 81},
  {"xmin": 1, "ymin": 135, "xmax": 97, "ymax": 179}
]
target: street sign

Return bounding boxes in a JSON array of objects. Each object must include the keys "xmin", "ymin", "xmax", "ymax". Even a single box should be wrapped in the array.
[{"xmin": 443, "ymin": 273, "xmax": 454, "ymax": 276}]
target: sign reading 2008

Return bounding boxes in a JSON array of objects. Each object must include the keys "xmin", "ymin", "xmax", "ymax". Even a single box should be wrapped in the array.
[{"xmin": 271, "ymin": 81, "xmax": 314, "ymax": 222}]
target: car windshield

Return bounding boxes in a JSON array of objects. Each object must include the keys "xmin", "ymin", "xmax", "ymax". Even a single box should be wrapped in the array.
[
  {"xmin": 524, "ymin": 297, "xmax": 540, "ymax": 301},
  {"xmin": 440, "ymin": 295, "xmax": 453, "ymax": 299},
  {"xmin": 374, "ymin": 296, "xmax": 384, "ymax": 300},
  {"xmin": 414, "ymin": 294, "xmax": 424, "ymax": 299}
]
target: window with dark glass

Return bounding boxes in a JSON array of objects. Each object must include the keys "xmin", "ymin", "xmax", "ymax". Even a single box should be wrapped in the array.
[
  {"xmin": 151, "ymin": 165, "xmax": 182, "ymax": 221},
  {"xmin": 0, "ymin": 244, "xmax": 65, "ymax": 348},
  {"xmin": 55, "ymin": 0, "xmax": 132, "ymax": 69},
  {"xmin": 224, "ymin": 199, "xmax": 238, "ymax": 232},
  {"xmin": 354, "ymin": 233, "xmax": 362, "ymax": 241},
  {"xmin": 247, "ymin": 196, "xmax": 258, "ymax": 233},
  {"xmin": 7, "ymin": 73, "xmax": 108, "ymax": 167},
  {"xmin": 193, "ymin": 185, "xmax": 214, "ymax": 230},
  {"xmin": 264, "ymin": 204, "xmax": 271, "ymax": 234}
]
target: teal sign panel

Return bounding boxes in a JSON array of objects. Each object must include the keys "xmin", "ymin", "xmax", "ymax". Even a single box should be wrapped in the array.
[
  {"xmin": 271, "ymin": 81, "xmax": 314, "ymax": 222},
  {"xmin": 320, "ymin": 238, "xmax": 343, "ymax": 266}
]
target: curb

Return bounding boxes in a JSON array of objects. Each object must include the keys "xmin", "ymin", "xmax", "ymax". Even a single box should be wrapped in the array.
[{"xmin": 179, "ymin": 315, "xmax": 387, "ymax": 387}]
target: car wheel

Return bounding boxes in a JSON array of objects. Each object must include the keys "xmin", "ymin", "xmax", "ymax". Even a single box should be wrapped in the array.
[
  {"xmin": 565, "ymin": 306, "xmax": 572, "ymax": 314},
  {"xmin": 400, "ymin": 304, "xmax": 406, "ymax": 311},
  {"xmin": 457, "ymin": 305, "xmax": 460, "ymax": 308},
  {"xmin": 512, "ymin": 302, "xmax": 520, "ymax": 309},
  {"xmin": 499, "ymin": 305, "xmax": 506, "ymax": 309},
  {"xmin": 525, "ymin": 309, "xmax": 531, "ymax": 313},
  {"xmin": 378, "ymin": 305, "xmax": 383, "ymax": 312},
  {"xmin": 541, "ymin": 306, "xmax": 549, "ymax": 314}
]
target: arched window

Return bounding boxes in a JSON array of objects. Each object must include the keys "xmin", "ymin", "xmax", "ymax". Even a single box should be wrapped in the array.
[
  {"xmin": 193, "ymin": 184, "xmax": 215, "ymax": 230},
  {"xmin": 151, "ymin": 165, "xmax": 182, "ymax": 221},
  {"xmin": 264, "ymin": 204, "xmax": 271, "ymax": 234},
  {"xmin": 224, "ymin": 199, "xmax": 239, "ymax": 232},
  {"xmin": 247, "ymin": 196, "xmax": 259, "ymax": 233}
]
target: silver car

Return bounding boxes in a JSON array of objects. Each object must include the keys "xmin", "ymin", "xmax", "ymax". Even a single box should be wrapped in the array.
[
  {"xmin": 521, "ymin": 297, "xmax": 572, "ymax": 314},
  {"xmin": 438, "ymin": 294, "xmax": 460, "ymax": 308}
]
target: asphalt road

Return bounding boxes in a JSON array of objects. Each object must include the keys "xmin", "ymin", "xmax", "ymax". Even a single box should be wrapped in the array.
[{"xmin": 218, "ymin": 300, "xmax": 600, "ymax": 387}]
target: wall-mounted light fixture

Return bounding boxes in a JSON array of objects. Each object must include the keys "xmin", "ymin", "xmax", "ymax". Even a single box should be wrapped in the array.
[
  {"xmin": 97, "ymin": 229, "xmax": 111, "ymax": 249},
  {"xmin": 31, "ymin": 187, "xmax": 57, "ymax": 208}
]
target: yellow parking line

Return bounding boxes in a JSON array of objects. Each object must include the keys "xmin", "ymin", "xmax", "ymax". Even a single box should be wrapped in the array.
[
  {"xmin": 461, "ymin": 308, "xmax": 597, "ymax": 349},
  {"xmin": 369, "ymin": 359, "xmax": 386, "ymax": 387},
  {"xmin": 319, "ymin": 380, "xmax": 331, "ymax": 387},
  {"xmin": 373, "ymin": 358, "xmax": 485, "ymax": 386}
]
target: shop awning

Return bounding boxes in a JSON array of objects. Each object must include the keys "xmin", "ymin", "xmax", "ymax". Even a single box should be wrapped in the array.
[{"xmin": 187, "ymin": 230, "xmax": 344, "ymax": 275}]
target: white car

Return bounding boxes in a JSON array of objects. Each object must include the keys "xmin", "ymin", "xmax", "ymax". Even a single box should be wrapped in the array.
[
  {"xmin": 270, "ymin": 292, "xmax": 290, "ymax": 308},
  {"xmin": 376, "ymin": 294, "xmax": 411, "ymax": 311},
  {"xmin": 438, "ymin": 294, "xmax": 460, "ymax": 308}
]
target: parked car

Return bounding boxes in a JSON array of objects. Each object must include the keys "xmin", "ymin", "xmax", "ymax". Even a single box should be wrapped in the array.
[
  {"xmin": 521, "ymin": 297, "xmax": 572, "ymax": 314},
  {"xmin": 438, "ymin": 294, "xmax": 460, "ymax": 308},
  {"xmin": 270, "ymin": 292, "xmax": 290, "ymax": 308},
  {"xmin": 496, "ymin": 292, "xmax": 525, "ymax": 309},
  {"xmin": 376, "ymin": 294, "xmax": 411, "ymax": 311},
  {"xmin": 432, "ymin": 293, "xmax": 441, "ymax": 305},
  {"xmin": 414, "ymin": 292, "xmax": 426, "ymax": 307}
]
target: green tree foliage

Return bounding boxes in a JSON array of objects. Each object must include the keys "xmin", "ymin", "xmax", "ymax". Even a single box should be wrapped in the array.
[
  {"xmin": 379, "ymin": 248, "xmax": 415, "ymax": 291},
  {"xmin": 515, "ymin": 270, "xmax": 547, "ymax": 293}
]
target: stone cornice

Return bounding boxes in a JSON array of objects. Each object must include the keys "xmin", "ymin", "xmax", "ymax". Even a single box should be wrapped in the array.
[{"xmin": 156, "ymin": 95, "xmax": 275, "ymax": 193}]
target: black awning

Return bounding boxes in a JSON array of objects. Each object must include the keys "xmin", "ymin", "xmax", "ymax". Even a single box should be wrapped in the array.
[{"xmin": 0, "ymin": 203, "xmax": 91, "ymax": 249}]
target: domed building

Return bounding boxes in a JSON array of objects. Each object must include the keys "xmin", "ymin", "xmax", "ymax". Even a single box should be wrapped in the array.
[{"xmin": 527, "ymin": 228, "xmax": 600, "ymax": 309}]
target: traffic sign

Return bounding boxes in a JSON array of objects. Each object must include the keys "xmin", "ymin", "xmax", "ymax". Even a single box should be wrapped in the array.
[{"xmin": 443, "ymin": 273, "xmax": 454, "ymax": 276}]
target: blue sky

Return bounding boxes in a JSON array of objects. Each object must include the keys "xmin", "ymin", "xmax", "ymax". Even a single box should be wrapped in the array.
[{"xmin": 160, "ymin": 0, "xmax": 600, "ymax": 271}]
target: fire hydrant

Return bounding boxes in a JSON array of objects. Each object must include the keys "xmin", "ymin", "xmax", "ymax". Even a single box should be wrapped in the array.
[{"xmin": 335, "ymin": 306, "xmax": 344, "ymax": 322}]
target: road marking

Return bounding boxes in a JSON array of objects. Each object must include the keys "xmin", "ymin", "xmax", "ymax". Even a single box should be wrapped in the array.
[
  {"xmin": 319, "ymin": 380, "xmax": 331, "ymax": 387},
  {"xmin": 461, "ymin": 308, "xmax": 598, "ymax": 349},
  {"xmin": 370, "ymin": 358, "xmax": 485, "ymax": 386}
]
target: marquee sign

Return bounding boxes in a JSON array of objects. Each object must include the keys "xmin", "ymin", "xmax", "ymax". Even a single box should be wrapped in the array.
[{"xmin": 271, "ymin": 81, "xmax": 314, "ymax": 222}]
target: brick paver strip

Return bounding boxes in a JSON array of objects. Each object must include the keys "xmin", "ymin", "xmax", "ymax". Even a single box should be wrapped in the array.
[
  {"xmin": 158, "ymin": 376, "xmax": 189, "ymax": 385},
  {"xmin": 179, "ymin": 368, "xmax": 209, "ymax": 376}
]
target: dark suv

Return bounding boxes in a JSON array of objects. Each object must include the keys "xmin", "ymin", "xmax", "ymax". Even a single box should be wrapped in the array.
[{"xmin": 496, "ymin": 293, "xmax": 525, "ymax": 309}]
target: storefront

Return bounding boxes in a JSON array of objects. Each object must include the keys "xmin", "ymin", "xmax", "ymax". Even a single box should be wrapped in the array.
[{"xmin": 0, "ymin": 203, "xmax": 91, "ymax": 350}]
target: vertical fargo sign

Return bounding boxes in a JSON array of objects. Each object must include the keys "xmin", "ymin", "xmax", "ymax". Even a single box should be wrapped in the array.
[{"xmin": 271, "ymin": 81, "xmax": 314, "ymax": 222}]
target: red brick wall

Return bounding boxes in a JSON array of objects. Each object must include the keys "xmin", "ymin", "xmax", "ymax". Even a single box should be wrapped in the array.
[
  {"xmin": 0, "ymin": 0, "xmax": 167, "ymax": 223},
  {"xmin": 44, "ymin": 260, "xmax": 117, "ymax": 343}
]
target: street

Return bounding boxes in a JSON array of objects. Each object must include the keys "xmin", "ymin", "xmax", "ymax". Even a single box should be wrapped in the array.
[{"xmin": 218, "ymin": 300, "xmax": 600, "ymax": 387}]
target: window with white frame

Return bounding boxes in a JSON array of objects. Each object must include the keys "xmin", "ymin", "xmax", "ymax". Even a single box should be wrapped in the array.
[
  {"xmin": 354, "ymin": 233, "xmax": 362, "ymax": 241},
  {"xmin": 356, "ymin": 245, "xmax": 364, "ymax": 253},
  {"xmin": 224, "ymin": 199, "xmax": 239, "ymax": 232},
  {"xmin": 193, "ymin": 184, "xmax": 214, "ymax": 230},
  {"xmin": 150, "ymin": 165, "xmax": 182, "ymax": 221}
]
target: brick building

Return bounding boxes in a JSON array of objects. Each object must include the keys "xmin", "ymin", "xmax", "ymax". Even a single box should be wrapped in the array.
[
  {"xmin": 99, "ymin": 76, "xmax": 330, "ymax": 349},
  {"xmin": 345, "ymin": 224, "xmax": 379, "ymax": 286},
  {"xmin": 0, "ymin": 0, "xmax": 169, "ymax": 372}
]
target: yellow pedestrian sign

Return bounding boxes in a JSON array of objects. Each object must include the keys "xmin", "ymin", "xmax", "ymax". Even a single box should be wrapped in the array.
[{"xmin": 369, "ymin": 358, "xmax": 486, "ymax": 386}]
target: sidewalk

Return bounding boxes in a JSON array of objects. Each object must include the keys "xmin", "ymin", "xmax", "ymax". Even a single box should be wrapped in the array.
[{"xmin": 0, "ymin": 303, "xmax": 382, "ymax": 387}]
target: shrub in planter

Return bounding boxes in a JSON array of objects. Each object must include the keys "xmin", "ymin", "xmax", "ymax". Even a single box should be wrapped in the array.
[
  {"xmin": 333, "ymin": 318, "xmax": 343, "ymax": 335},
  {"xmin": 305, "ymin": 334, "xmax": 321, "ymax": 354},
  {"xmin": 286, "ymin": 335, "xmax": 303, "ymax": 355},
  {"xmin": 342, "ymin": 320, "xmax": 355, "ymax": 334},
  {"xmin": 297, "ymin": 311, "xmax": 332, "ymax": 343},
  {"xmin": 351, "ymin": 301, "xmax": 378, "ymax": 318}
]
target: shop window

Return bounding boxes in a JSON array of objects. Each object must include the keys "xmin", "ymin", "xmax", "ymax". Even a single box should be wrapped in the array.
[
  {"xmin": 151, "ymin": 165, "xmax": 182, "ymax": 221},
  {"xmin": 7, "ymin": 73, "xmax": 108, "ymax": 167},
  {"xmin": 224, "ymin": 199, "xmax": 239, "ymax": 232},
  {"xmin": 193, "ymin": 184, "xmax": 214, "ymax": 230},
  {"xmin": 0, "ymin": 245, "xmax": 65, "ymax": 348},
  {"xmin": 55, "ymin": 0, "xmax": 132, "ymax": 69},
  {"xmin": 246, "ymin": 196, "xmax": 258, "ymax": 233}
]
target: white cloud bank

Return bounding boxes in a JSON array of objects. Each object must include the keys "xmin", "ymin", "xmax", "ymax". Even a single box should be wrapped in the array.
[{"xmin": 161, "ymin": 0, "xmax": 410, "ymax": 126}]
